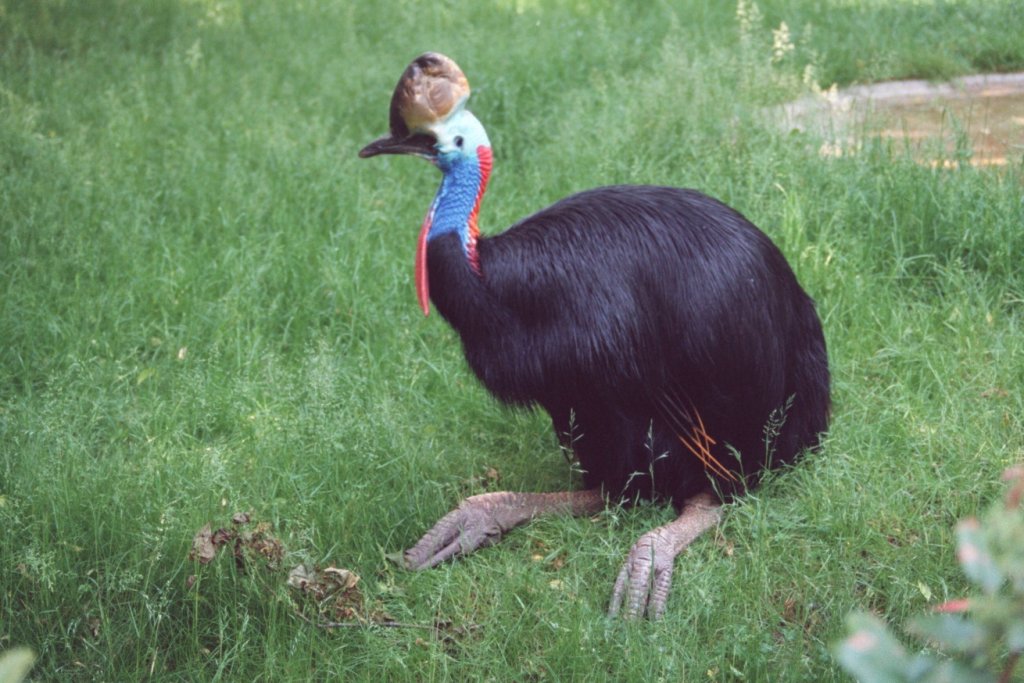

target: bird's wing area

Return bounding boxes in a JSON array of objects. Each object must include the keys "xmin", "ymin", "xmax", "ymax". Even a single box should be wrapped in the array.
[{"xmin": 655, "ymin": 387, "xmax": 739, "ymax": 483}]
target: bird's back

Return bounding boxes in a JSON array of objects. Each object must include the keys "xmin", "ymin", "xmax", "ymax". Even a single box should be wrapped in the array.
[{"xmin": 428, "ymin": 185, "xmax": 829, "ymax": 503}]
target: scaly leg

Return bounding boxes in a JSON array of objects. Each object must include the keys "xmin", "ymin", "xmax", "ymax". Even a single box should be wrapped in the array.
[
  {"xmin": 608, "ymin": 491, "xmax": 721, "ymax": 620},
  {"xmin": 404, "ymin": 488, "xmax": 605, "ymax": 570}
]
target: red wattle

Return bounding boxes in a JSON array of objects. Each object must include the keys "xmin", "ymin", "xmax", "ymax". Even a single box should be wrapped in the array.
[
  {"xmin": 415, "ymin": 213, "xmax": 431, "ymax": 316},
  {"xmin": 466, "ymin": 146, "xmax": 492, "ymax": 275}
]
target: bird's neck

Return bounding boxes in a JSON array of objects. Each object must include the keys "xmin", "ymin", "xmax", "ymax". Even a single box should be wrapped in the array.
[
  {"xmin": 415, "ymin": 146, "xmax": 492, "ymax": 315},
  {"xmin": 427, "ymin": 146, "xmax": 492, "ymax": 269}
]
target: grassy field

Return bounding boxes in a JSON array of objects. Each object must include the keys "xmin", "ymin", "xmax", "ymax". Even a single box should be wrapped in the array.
[{"xmin": 2, "ymin": 0, "xmax": 1023, "ymax": 680}]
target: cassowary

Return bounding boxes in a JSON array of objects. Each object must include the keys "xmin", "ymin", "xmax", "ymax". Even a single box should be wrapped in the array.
[{"xmin": 358, "ymin": 53, "xmax": 830, "ymax": 619}]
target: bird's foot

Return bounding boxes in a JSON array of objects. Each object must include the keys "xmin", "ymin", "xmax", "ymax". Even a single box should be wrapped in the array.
[
  {"xmin": 608, "ymin": 492, "xmax": 721, "ymax": 619},
  {"xmin": 608, "ymin": 527, "xmax": 680, "ymax": 620},
  {"xmin": 403, "ymin": 489, "xmax": 605, "ymax": 570},
  {"xmin": 403, "ymin": 492, "xmax": 533, "ymax": 570}
]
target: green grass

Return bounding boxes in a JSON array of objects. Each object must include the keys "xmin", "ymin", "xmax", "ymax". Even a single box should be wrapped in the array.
[{"xmin": 2, "ymin": 0, "xmax": 1023, "ymax": 680}]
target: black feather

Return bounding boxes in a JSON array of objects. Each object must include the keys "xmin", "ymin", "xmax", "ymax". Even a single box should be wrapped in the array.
[{"xmin": 427, "ymin": 185, "xmax": 830, "ymax": 508}]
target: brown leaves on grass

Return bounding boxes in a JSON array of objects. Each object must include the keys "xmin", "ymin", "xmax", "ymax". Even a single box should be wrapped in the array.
[
  {"xmin": 288, "ymin": 564, "xmax": 367, "ymax": 622},
  {"xmin": 186, "ymin": 513, "xmax": 373, "ymax": 626},
  {"xmin": 185, "ymin": 512, "xmax": 478, "ymax": 644},
  {"xmin": 187, "ymin": 513, "xmax": 284, "ymax": 572},
  {"xmin": 285, "ymin": 563, "xmax": 479, "ymax": 646},
  {"xmin": 189, "ymin": 524, "xmax": 229, "ymax": 565},
  {"xmin": 980, "ymin": 387, "xmax": 1010, "ymax": 400},
  {"xmin": 287, "ymin": 562, "xmax": 468, "ymax": 637},
  {"xmin": 187, "ymin": 512, "xmax": 284, "ymax": 593},
  {"xmin": 288, "ymin": 564, "xmax": 360, "ymax": 596}
]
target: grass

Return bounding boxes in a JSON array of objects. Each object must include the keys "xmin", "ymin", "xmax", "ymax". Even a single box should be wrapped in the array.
[{"xmin": 2, "ymin": 0, "xmax": 1023, "ymax": 679}]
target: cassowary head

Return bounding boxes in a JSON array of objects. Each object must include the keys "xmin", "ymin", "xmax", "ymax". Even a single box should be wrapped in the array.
[
  {"xmin": 359, "ymin": 52, "xmax": 493, "ymax": 316},
  {"xmin": 359, "ymin": 52, "xmax": 490, "ymax": 167}
]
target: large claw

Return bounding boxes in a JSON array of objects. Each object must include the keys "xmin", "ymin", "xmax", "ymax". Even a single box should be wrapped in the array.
[
  {"xmin": 403, "ymin": 489, "xmax": 606, "ymax": 570},
  {"xmin": 608, "ymin": 492, "xmax": 721, "ymax": 620},
  {"xmin": 404, "ymin": 492, "xmax": 530, "ymax": 570},
  {"xmin": 608, "ymin": 527, "xmax": 679, "ymax": 619}
]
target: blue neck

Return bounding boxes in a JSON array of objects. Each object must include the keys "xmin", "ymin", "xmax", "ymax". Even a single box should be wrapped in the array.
[{"xmin": 428, "ymin": 155, "xmax": 481, "ymax": 250}]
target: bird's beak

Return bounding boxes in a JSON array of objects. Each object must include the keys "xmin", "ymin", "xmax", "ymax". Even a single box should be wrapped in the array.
[
  {"xmin": 358, "ymin": 52, "xmax": 470, "ymax": 161},
  {"xmin": 358, "ymin": 132, "xmax": 436, "ymax": 159}
]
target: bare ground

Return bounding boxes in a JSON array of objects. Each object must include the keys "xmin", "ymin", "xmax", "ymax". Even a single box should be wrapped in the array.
[{"xmin": 779, "ymin": 72, "xmax": 1024, "ymax": 167}]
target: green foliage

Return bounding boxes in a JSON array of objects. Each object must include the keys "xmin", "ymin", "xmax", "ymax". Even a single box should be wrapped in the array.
[
  {"xmin": 0, "ymin": 649, "xmax": 35, "ymax": 683},
  {"xmin": 836, "ymin": 468, "xmax": 1024, "ymax": 682},
  {"xmin": 2, "ymin": 0, "xmax": 1023, "ymax": 680}
]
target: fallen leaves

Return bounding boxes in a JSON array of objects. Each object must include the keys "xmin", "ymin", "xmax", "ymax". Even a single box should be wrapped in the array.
[
  {"xmin": 288, "ymin": 563, "xmax": 367, "ymax": 622},
  {"xmin": 188, "ymin": 524, "xmax": 222, "ymax": 565},
  {"xmin": 187, "ymin": 513, "xmax": 283, "ymax": 573},
  {"xmin": 288, "ymin": 564, "xmax": 360, "ymax": 595},
  {"xmin": 186, "ymin": 514, "xmax": 369, "ymax": 625},
  {"xmin": 287, "ymin": 561, "xmax": 476, "ymax": 645},
  {"xmin": 185, "ymin": 512, "xmax": 479, "ymax": 645},
  {"xmin": 713, "ymin": 528, "xmax": 735, "ymax": 557},
  {"xmin": 529, "ymin": 541, "xmax": 567, "ymax": 572}
]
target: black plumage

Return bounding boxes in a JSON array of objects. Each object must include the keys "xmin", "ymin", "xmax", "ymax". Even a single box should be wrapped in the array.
[{"xmin": 427, "ymin": 184, "xmax": 830, "ymax": 506}]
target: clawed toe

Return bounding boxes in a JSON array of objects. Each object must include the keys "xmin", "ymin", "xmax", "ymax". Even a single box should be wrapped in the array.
[
  {"xmin": 404, "ymin": 503, "xmax": 502, "ymax": 569},
  {"xmin": 608, "ymin": 530, "xmax": 676, "ymax": 619},
  {"xmin": 401, "ymin": 492, "xmax": 545, "ymax": 570},
  {"xmin": 607, "ymin": 493, "xmax": 721, "ymax": 620}
]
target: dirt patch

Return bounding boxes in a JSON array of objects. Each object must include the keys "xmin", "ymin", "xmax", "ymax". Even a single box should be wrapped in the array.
[{"xmin": 779, "ymin": 72, "xmax": 1024, "ymax": 168}]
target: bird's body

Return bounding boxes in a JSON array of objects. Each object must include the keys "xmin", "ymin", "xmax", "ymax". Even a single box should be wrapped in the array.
[
  {"xmin": 429, "ymin": 184, "xmax": 828, "ymax": 505},
  {"xmin": 359, "ymin": 52, "xmax": 830, "ymax": 618}
]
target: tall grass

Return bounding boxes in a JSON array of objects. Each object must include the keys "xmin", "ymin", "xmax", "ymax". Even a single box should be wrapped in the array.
[{"xmin": 2, "ymin": 0, "xmax": 1023, "ymax": 679}]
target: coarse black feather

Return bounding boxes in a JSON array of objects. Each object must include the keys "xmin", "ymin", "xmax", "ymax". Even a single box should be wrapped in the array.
[{"xmin": 426, "ymin": 185, "xmax": 829, "ymax": 507}]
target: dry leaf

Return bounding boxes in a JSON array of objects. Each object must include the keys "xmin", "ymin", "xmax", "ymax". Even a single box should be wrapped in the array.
[
  {"xmin": 287, "ymin": 564, "xmax": 316, "ymax": 592},
  {"xmin": 288, "ymin": 564, "xmax": 361, "ymax": 600},
  {"xmin": 322, "ymin": 566, "xmax": 360, "ymax": 591},
  {"xmin": 288, "ymin": 563, "xmax": 366, "ymax": 624},
  {"xmin": 463, "ymin": 466, "xmax": 502, "ymax": 491},
  {"xmin": 189, "ymin": 524, "xmax": 217, "ymax": 564},
  {"xmin": 211, "ymin": 527, "xmax": 234, "ymax": 547},
  {"xmin": 237, "ymin": 524, "xmax": 283, "ymax": 567},
  {"xmin": 189, "ymin": 515, "xmax": 282, "ymax": 570}
]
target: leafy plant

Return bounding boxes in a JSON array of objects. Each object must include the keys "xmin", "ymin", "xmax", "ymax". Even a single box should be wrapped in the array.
[
  {"xmin": 0, "ymin": 649, "xmax": 35, "ymax": 683},
  {"xmin": 836, "ymin": 465, "xmax": 1024, "ymax": 682}
]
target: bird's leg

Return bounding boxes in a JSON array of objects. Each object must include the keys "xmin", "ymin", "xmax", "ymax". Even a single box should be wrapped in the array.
[
  {"xmin": 404, "ymin": 488, "xmax": 605, "ymax": 570},
  {"xmin": 608, "ymin": 491, "xmax": 721, "ymax": 620}
]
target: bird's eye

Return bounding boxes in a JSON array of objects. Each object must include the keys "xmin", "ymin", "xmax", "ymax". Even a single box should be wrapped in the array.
[{"xmin": 454, "ymin": 135, "xmax": 464, "ymax": 148}]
